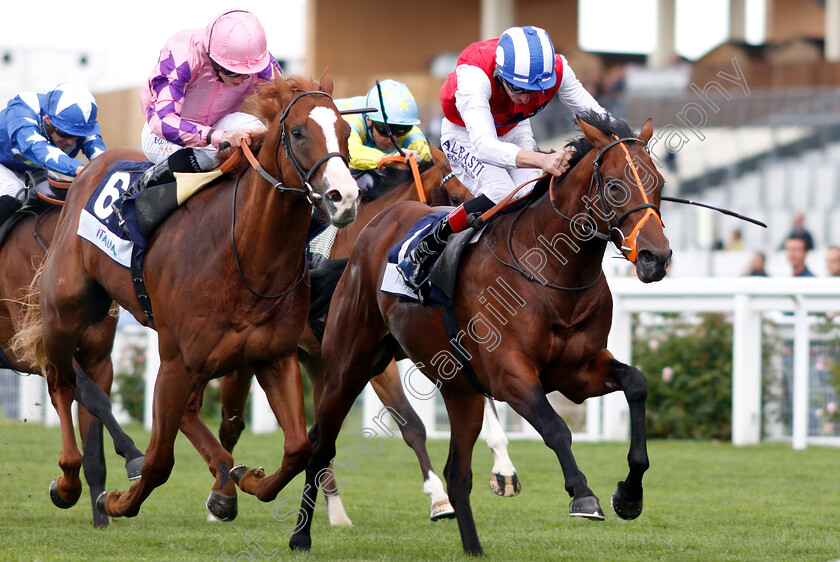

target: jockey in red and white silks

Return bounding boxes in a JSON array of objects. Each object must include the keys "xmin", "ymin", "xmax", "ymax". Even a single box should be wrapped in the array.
[{"xmin": 439, "ymin": 26, "xmax": 608, "ymax": 204}]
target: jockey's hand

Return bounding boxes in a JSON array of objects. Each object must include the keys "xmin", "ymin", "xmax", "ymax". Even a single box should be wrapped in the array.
[
  {"xmin": 221, "ymin": 127, "xmax": 268, "ymax": 148},
  {"xmin": 74, "ymin": 165, "xmax": 85, "ymax": 177},
  {"xmin": 400, "ymin": 149, "xmax": 422, "ymax": 165},
  {"xmin": 540, "ymin": 151, "xmax": 572, "ymax": 176}
]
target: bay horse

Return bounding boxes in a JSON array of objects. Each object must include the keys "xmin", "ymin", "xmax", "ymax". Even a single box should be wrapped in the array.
[
  {"xmin": 1, "ymin": 204, "xmax": 143, "ymax": 527},
  {"xmin": 217, "ymin": 147, "xmax": 518, "ymax": 523},
  {"xmin": 13, "ymin": 72, "xmax": 359, "ymax": 521},
  {"xmin": 288, "ymin": 113, "xmax": 672, "ymax": 555}
]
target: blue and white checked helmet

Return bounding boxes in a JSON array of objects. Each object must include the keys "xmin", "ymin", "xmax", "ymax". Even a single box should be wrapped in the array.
[
  {"xmin": 364, "ymin": 80, "xmax": 420, "ymax": 126},
  {"xmin": 45, "ymin": 83, "xmax": 100, "ymax": 136},
  {"xmin": 495, "ymin": 26, "xmax": 557, "ymax": 91}
]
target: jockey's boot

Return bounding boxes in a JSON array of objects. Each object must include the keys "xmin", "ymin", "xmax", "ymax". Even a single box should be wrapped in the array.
[
  {"xmin": 112, "ymin": 148, "xmax": 202, "ymax": 231},
  {"xmin": 397, "ymin": 195, "xmax": 493, "ymax": 290},
  {"xmin": 0, "ymin": 195, "xmax": 23, "ymax": 228}
]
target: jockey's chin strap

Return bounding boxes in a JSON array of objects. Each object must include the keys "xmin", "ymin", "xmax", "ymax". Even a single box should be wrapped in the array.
[
  {"xmin": 377, "ymin": 154, "xmax": 425, "ymax": 202},
  {"xmin": 240, "ymin": 90, "xmax": 350, "ymax": 205}
]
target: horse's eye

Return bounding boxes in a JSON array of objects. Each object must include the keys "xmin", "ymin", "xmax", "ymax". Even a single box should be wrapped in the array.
[
  {"xmin": 450, "ymin": 196, "xmax": 461, "ymax": 205},
  {"xmin": 606, "ymin": 179, "xmax": 622, "ymax": 192},
  {"xmin": 291, "ymin": 127, "xmax": 303, "ymax": 139}
]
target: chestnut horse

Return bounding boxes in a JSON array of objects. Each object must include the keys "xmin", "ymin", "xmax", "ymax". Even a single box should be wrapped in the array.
[
  {"xmin": 13, "ymin": 72, "xmax": 359, "ymax": 521},
  {"xmin": 1, "ymin": 205, "xmax": 143, "ymax": 527},
  {"xmin": 288, "ymin": 113, "xmax": 672, "ymax": 555}
]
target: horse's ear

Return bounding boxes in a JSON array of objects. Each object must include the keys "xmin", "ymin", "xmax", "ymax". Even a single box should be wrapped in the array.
[
  {"xmin": 577, "ymin": 117, "xmax": 610, "ymax": 147},
  {"xmin": 319, "ymin": 68, "xmax": 334, "ymax": 96},
  {"xmin": 638, "ymin": 118, "xmax": 654, "ymax": 144}
]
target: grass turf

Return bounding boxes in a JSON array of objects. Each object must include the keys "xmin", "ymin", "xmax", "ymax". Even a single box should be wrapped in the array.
[{"xmin": 0, "ymin": 418, "xmax": 838, "ymax": 561}]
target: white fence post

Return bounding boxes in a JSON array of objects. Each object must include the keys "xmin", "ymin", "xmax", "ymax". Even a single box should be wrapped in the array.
[
  {"xmin": 250, "ymin": 379, "xmax": 279, "ymax": 434},
  {"xmin": 792, "ymin": 296, "xmax": 810, "ymax": 450},
  {"xmin": 18, "ymin": 374, "xmax": 46, "ymax": 422},
  {"xmin": 732, "ymin": 293, "xmax": 762, "ymax": 445},
  {"xmin": 603, "ymin": 293, "xmax": 631, "ymax": 441}
]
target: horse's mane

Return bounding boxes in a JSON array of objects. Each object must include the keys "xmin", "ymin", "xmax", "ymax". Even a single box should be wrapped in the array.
[
  {"xmin": 361, "ymin": 159, "xmax": 436, "ymax": 202},
  {"xmin": 565, "ymin": 110, "xmax": 636, "ymax": 170},
  {"xmin": 249, "ymin": 74, "xmax": 322, "ymax": 124},
  {"xmin": 528, "ymin": 111, "xmax": 636, "ymax": 200}
]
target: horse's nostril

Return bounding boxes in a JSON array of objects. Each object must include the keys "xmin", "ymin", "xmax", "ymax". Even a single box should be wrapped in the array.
[{"xmin": 326, "ymin": 189, "xmax": 343, "ymax": 203}]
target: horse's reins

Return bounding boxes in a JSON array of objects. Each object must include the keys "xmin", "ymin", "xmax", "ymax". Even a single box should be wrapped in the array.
[
  {"xmin": 377, "ymin": 154, "xmax": 425, "ymax": 202},
  {"xmin": 232, "ymin": 89, "xmax": 350, "ymax": 299}
]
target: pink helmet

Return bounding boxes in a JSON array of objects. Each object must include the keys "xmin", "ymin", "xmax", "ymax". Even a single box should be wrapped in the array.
[{"xmin": 204, "ymin": 10, "xmax": 270, "ymax": 74}]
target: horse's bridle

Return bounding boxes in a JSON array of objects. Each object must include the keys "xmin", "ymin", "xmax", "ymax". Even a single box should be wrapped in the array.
[
  {"xmin": 552, "ymin": 136, "xmax": 663, "ymax": 263},
  {"xmin": 246, "ymin": 89, "xmax": 350, "ymax": 205}
]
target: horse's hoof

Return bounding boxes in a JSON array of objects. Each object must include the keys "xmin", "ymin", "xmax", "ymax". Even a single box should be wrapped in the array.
[
  {"xmin": 569, "ymin": 495, "xmax": 604, "ymax": 520},
  {"xmin": 489, "ymin": 473, "xmax": 521, "ymax": 497},
  {"xmin": 611, "ymin": 482, "xmax": 643, "ymax": 520},
  {"xmin": 289, "ymin": 534, "xmax": 311, "ymax": 552},
  {"xmin": 430, "ymin": 499, "xmax": 455, "ymax": 521},
  {"xmin": 125, "ymin": 455, "xmax": 144, "ymax": 481},
  {"xmin": 49, "ymin": 479, "xmax": 79, "ymax": 509},
  {"xmin": 206, "ymin": 490, "xmax": 238, "ymax": 522},
  {"xmin": 229, "ymin": 465, "xmax": 250, "ymax": 486},
  {"xmin": 95, "ymin": 491, "xmax": 110, "ymax": 516}
]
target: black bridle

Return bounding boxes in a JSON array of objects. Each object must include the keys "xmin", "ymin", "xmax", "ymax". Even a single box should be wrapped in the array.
[
  {"xmin": 551, "ymin": 136, "xmax": 663, "ymax": 259},
  {"xmin": 247, "ymin": 89, "xmax": 350, "ymax": 205}
]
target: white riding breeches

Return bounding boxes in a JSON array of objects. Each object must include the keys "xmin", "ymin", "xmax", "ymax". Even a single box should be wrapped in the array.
[
  {"xmin": 141, "ymin": 112, "xmax": 265, "ymax": 170},
  {"xmin": 440, "ymin": 119, "xmax": 542, "ymax": 204}
]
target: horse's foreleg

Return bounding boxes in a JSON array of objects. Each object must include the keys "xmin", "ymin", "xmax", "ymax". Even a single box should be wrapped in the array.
[
  {"xmin": 371, "ymin": 360, "xmax": 453, "ymax": 521},
  {"xmin": 78, "ymin": 405, "xmax": 108, "ymax": 527},
  {"xmin": 498, "ymin": 362, "xmax": 602, "ymax": 520},
  {"xmin": 98, "ymin": 359, "xmax": 191, "ymax": 518},
  {"xmin": 289, "ymin": 336, "xmax": 380, "ymax": 552},
  {"xmin": 218, "ymin": 369, "xmax": 252, "ymax": 453},
  {"xmin": 73, "ymin": 361, "xmax": 143, "ymax": 479},
  {"xmin": 440, "ymin": 390, "xmax": 485, "ymax": 556},
  {"xmin": 44, "ymin": 371, "xmax": 83, "ymax": 509},
  {"xmin": 607, "ymin": 359, "xmax": 649, "ymax": 520},
  {"xmin": 233, "ymin": 354, "xmax": 311, "ymax": 503},
  {"xmin": 483, "ymin": 398, "xmax": 520, "ymax": 497},
  {"xmin": 180, "ymin": 383, "xmax": 239, "ymax": 522}
]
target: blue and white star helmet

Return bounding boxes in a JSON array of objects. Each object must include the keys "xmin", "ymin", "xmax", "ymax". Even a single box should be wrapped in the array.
[
  {"xmin": 364, "ymin": 80, "xmax": 420, "ymax": 126},
  {"xmin": 495, "ymin": 26, "xmax": 557, "ymax": 91},
  {"xmin": 45, "ymin": 83, "xmax": 100, "ymax": 136}
]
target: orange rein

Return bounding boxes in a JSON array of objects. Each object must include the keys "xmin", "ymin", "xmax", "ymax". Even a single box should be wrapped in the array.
[{"xmin": 377, "ymin": 154, "xmax": 425, "ymax": 202}]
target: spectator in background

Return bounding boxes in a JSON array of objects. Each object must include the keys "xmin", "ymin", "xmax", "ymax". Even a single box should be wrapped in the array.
[
  {"xmin": 725, "ymin": 228, "xmax": 744, "ymax": 251},
  {"xmin": 826, "ymin": 245, "xmax": 840, "ymax": 277},
  {"xmin": 780, "ymin": 211, "xmax": 814, "ymax": 251},
  {"xmin": 784, "ymin": 235, "xmax": 815, "ymax": 277},
  {"xmin": 743, "ymin": 251, "xmax": 768, "ymax": 276}
]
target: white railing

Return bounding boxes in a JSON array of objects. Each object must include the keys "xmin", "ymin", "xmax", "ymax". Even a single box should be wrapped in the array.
[
  {"xmin": 7, "ymin": 278, "xmax": 839, "ymax": 451},
  {"xmin": 363, "ymin": 277, "xmax": 840, "ymax": 450}
]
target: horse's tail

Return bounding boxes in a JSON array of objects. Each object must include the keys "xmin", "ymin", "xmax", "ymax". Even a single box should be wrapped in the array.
[
  {"xmin": 307, "ymin": 257, "xmax": 349, "ymax": 339},
  {"xmin": 9, "ymin": 264, "xmax": 47, "ymax": 373}
]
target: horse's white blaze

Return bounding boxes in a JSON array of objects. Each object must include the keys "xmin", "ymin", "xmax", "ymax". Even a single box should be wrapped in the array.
[
  {"xmin": 422, "ymin": 471, "xmax": 449, "ymax": 504},
  {"xmin": 325, "ymin": 493, "xmax": 353, "ymax": 527},
  {"xmin": 484, "ymin": 398, "xmax": 516, "ymax": 476},
  {"xmin": 309, "ymin": 106, "xmax": 358, "ymax": 220}
]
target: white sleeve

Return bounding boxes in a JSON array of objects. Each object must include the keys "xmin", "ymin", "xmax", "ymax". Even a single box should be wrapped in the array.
[
  {"xmin": 453, "ymin": 64, "xmax": 521, "ymax": 169},
  {"xmin": 555, "ymin": 55, "xmax": 609, "ymax": 118}
]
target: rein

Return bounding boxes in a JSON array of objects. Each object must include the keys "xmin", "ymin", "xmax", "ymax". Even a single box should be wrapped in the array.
[{"xmin": 377, "ymin": 154, "xmax": 425, "ymax": 202}]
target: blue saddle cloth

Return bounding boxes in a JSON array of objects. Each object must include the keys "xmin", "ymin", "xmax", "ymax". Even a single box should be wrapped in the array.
[
  {"xmin": 77, "ymin": 161, "xmax": 153, "ymax": 268},
  {"xmin": 383, "ymin": 211, "xmax": 453, "ymax": 307}
]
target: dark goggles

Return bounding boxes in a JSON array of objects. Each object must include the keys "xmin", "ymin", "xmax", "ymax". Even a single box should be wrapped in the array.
[
  {"xmin": 372, "ymin": 121, "xmax": 413, "ymax": 137},
  {"xmin": 503, "ymin": 79, "xmax": 532, "ymax": 95},
  {"xmin": 50, "ymin": 122, "xmax": 78, "ymax": 139},
  {"xmin": 211, "ymin": 59, "xmax": 246, "ymax": 79}
]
